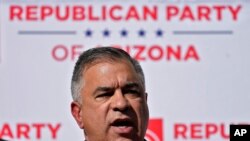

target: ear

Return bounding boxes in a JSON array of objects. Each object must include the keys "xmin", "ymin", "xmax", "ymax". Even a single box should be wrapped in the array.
[
  {"xmin": 145, "ymin": 92, "xmax": 148, "ymax": 101},
  {"xmin": 71, "ymin": 101, "xmax": 84, "ymax": 129}
]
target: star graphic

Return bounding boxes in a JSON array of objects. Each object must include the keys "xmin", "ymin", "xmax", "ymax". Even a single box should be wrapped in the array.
[
  {"xmin": 85, "ymin": 29, "xmax": 92, "ymax": 37},
  {"xmin": 103, "ymin": 29, "xmax": 110, "ymax": 37},
  {"xmin": 156, "ymin": 29, "xmax": 163, "ymax": 37},
  {"xmin": 120, "ymin": 29, "xmax": 128, "ymax": 37},
  {"xmin": 138, "ymin": 29, "xmax": 146, "ymax": 37}
]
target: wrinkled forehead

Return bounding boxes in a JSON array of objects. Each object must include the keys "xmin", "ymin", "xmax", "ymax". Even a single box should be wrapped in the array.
[
  {"xmin": 80, "ymin": 57, "xmax": 145, "ymax": 91},
  {"xmin": 82, "ymin": 58, "xmax": 134, "ymax": 74},
  {"xmin": 82, "ymin": 59, "xmax": 141, "ymax": 88}
]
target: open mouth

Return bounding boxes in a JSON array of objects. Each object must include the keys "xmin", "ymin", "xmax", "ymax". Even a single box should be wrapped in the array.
[
  {"xmin": 111, "ymin": 119, "xmax": 135, "ymax": 134},
  {"xmin": 111, "ymin": 119, "xmax": 134, "ymax": 127}
]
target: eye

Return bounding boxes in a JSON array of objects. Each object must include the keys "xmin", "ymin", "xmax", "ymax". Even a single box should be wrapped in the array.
[
  {"xmin": 96, "ymin": 92, "xmax": 113, "ymax": 100},
  {"xmin": 123, "ymin": 89, "xmax": 141, "ymax": 98}
]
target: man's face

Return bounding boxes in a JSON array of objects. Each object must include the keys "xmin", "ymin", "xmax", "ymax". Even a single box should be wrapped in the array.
[{"xmin": 72, "ymin": 60, "xmax": 149, "ymax": 141}]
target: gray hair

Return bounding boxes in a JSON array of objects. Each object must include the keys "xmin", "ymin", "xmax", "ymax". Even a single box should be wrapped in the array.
[{"xmin": 71, "ymin": 47, "xmax": 145, "ymax": 102}]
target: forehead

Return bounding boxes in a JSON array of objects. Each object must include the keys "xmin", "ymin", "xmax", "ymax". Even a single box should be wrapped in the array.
[
  {"xmin": 82, "ymin": 59, "xmax": 139, "ymax": 85},
  {"xmin": 83, "ymin": 59, "xmax": 134, "ymax": 73}
]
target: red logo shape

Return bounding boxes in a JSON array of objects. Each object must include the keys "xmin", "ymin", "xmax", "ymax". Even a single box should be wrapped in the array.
[{"xmin": 145, "ymin": 118, "xmax": 164, "ymax": 141}]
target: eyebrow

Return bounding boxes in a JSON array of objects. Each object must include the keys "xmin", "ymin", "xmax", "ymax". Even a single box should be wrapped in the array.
[
  {"xmin": 122, "ymin": 82, "xmax": 141, "ymax": 89},
  {"xmin": 94, "ymin": 82, "xmax": 141, "ymax": 94},
  {"xmin": 94, "ymin": 87, "xmax": 114, "ymax": 94}
]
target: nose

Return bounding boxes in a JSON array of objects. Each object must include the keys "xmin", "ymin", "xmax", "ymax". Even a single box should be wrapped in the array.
[{"xmin": 111, "ymin": 89, "xmax": 129, "ymax": 111}]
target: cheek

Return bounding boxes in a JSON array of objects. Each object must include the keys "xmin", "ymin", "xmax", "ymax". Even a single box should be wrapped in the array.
[
  {"xmin": 135, "ymin": 100, "xmax": 149, "ymax": 123},
  {"xmin": 135, "ymin": 101, "xmax": 149, "ymax": 133},
  {"xmin": 81, "ymin": 99, "xmax": 98, "ymax": 121},
  {"xmin": 82, "ymin": 100, "xmax": 110, "ymax": 122},
  {"xmin": 81, "ymin": 103, "xmax": 109, "ymax": 134},
  {"xmin": 131, "ymin": 100, "xmax": 147, "ymax": 116}
]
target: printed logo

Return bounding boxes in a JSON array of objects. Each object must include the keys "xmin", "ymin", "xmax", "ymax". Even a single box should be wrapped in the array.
[
  {"xmin": 145, "ymin": 118, "xmax": 164, "ymax": 141},
  {"xmin": 230, "ymin": 124, "xmax": 250, "ymax": 141}
]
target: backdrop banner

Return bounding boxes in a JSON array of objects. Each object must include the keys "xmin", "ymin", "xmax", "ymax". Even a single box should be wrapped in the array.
[{"xmin": 0, "ymin": 0, "xmax": 250, "ymax": 141}]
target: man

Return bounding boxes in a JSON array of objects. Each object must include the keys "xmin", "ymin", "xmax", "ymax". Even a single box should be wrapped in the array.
[{"xmin": 70, "ymin": 47, "xmax": 149, "ymax": 141}]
